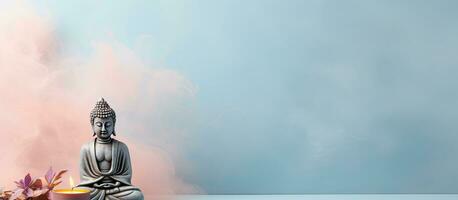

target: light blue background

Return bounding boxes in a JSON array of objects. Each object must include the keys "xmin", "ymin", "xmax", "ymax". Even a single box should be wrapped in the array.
[{"xmin": 33, "ymin": 0, "xmax": 458, "ymax": 194}]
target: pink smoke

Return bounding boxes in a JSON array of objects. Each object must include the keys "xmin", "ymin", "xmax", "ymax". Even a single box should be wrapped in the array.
[{"xmin": 0, "ymin": 5, "xmax": 201, "ymax": 196}]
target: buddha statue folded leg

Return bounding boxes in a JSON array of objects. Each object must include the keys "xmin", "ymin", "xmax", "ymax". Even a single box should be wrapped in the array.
[
  {"xmin": 106, "ymin": 186, "xmax": 144, "ymax": 200},
  {"xmin": 78, "ymin": 186, "xmax": 144, "ymax": 200}
]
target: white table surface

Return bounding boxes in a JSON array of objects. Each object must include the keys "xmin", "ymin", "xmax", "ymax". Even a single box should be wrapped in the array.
[{"xmin": 144, "ymin": 194, "xmax": 458, "ymax": 200}]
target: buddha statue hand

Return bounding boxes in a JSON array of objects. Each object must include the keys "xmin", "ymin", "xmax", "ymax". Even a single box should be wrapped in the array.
[{"xmin": 94, "ymin": 181, "xmax": 121, "ymax": 189}]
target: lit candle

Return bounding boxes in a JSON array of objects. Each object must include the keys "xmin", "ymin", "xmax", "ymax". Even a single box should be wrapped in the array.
[{"xmin": 51, "ymin": 176, "xmax": 90, "ymax": 200}]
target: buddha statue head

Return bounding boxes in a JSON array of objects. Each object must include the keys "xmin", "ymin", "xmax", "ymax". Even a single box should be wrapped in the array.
[{"xmin": 90, "ymin": 98, "xmax": 116, "ymax": 140}]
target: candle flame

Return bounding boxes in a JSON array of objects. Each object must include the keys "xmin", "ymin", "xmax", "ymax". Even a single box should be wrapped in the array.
[{"xmin": 69, "ymin": 176, "xmax": 75, "ymax": 188}]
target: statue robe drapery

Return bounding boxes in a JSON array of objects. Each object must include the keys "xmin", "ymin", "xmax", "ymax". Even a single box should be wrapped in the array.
[{"xmin": 77, "ymin": 138, "xmax": 143, "ymax": 200}]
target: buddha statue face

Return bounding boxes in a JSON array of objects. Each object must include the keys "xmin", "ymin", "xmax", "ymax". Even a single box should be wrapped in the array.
[
  {"xmin": 90, "ymin": 98, "xmax": 117, "ymax": 139},
  {"xmin": 92, "ymin": 117, "xmax": 115, "ymax": 140}
]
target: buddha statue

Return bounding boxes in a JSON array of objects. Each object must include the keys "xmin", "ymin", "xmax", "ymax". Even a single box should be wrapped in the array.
[{"xmin": 77, "ymin": 98, "xmax": 144, "ymax": 200}]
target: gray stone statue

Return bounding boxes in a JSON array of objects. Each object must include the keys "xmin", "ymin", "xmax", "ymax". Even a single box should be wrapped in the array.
[{"xmin": 77, "ymin": 98, "xmax": 144, "ymax": 200}]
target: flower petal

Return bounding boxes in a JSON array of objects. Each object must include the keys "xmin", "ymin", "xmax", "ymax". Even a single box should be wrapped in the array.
[
  {"xmin": 33, "ymin": 188, "xmax": 48, "ymax": 197},
  {"xmin": 45, "ymin": 167, "xmax": 54, "ymax": 184},
  {"xmin": 9, "ymin": 189, "xmax": 24, "ymax": 200},
  {"xmin": 26, "ymin": 188, "xmax": 34, "ymax": 197},
  {"xmin": 24, "ymin": 174, "xmax": 32, "ymax": 187}
]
